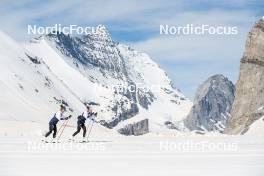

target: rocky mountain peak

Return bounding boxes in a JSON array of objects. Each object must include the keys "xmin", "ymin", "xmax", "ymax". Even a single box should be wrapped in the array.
[
  {"xmin": 184, "ymin": 74, "xmax": 235, "ymax": 132},
  {"xmin": 243, "ymin": 18, "xmax": 264, "ymax": 61},
  {"xmin": 194, "ymin": 74, "xmax": 231, "ymax": 102},
  {"xmin": 225, "ymin": 17, "xmax": 264, "ymax": 134},
  {"xmin": 44, "ymin": 30, "xmax": 126, "ymax": 81},
  {"xmin": 82, "ymin": 25, "xmax": 113, "ymax": 43}
]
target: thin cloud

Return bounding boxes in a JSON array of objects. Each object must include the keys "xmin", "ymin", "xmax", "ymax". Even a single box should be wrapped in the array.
[{"xmin": 0, "ymin": 0, "xmax": 262, "ymax": 99}]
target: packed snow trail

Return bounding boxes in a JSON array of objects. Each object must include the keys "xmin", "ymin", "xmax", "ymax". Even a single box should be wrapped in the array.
[{"xmin": 0, "ymin": 135, "xmax": 264, "ymax": 176}]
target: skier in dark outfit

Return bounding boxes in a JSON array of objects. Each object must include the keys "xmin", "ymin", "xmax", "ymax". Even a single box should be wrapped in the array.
[
  {"xmin": 72, "ymin": 105, "xmax": 97, "ymax": 141},
  {"xmin": 44, "ymin": 105, "xmax": 71, "ymax": 140}
]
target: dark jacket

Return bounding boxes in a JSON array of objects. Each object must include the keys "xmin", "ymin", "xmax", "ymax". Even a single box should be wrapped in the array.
[
  {"xmin": 49, "ymin": 112, "xmax": 69, "ymax": 125},
  {"xmin": 77, "ymin": 112, "xmax": 97, "ymax": 124}
]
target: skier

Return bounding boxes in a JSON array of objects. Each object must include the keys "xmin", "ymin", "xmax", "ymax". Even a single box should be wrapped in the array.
[
  {"xmin": 44, "ymin": 105, "xmax": 71, "ymax": 142},
  {"xmin": 72, "ymin": 105, "xmax": 97, "ymax": 142}
]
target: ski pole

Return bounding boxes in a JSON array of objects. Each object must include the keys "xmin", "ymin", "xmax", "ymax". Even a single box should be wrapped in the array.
[
  {"xmin": 86, "ymin": 119, "xmax": 94, "ymax": 142},
  {"xmin": 86, "ymin": 118, "xmax": 92, "ymax": 137},
  {"xmin": 86, "ymin": 114, "xmax": 97, "ymax": 141},
  {"xmin": 57, "ymin": 116, "xmax": 71, "ymax": 141},
  {"xmin": 57, "ymin": 120, "xmax": 67, "ymax": 135},
  {"xmin": 50, "ymin": 120, "xmax": 67, "ymax": 143}
]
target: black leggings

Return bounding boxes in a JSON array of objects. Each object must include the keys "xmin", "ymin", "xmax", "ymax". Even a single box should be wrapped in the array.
[
  {"xmin": 45, "ymin": 124, "xmax": 57, "ymax": 138},
  {"xmin": 72, "ymin": 123, "xmax": 86, "ymax": 137}
]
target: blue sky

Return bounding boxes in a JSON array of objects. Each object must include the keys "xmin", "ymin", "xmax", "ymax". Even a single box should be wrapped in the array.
[{"xmin": 0, "ymin": 0, "xmax": 263, "ymax": 99}]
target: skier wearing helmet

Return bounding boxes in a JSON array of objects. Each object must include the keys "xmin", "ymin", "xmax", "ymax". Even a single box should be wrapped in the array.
[{"xmin": 44, "ymin": 105, "xmax": 71, "ymax": 141}]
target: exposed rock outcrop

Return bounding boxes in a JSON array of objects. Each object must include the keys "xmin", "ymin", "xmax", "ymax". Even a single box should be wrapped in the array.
[
  {"xmin": 118, "ymin": 119, "xmax": 149, "ymax": 136},
  {"xmin": 184, "ymin": 74, "xmax": 235, "ymax": 132},
  {"xmin": 42, "ymin": 29, "xmax": 186, "ymax": 129},
  {"xmin": 225, "ymin": 17, "xmax": 264, "ymax": 134}
]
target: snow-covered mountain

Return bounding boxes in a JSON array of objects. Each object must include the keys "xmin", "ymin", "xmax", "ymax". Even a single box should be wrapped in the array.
[
  {"xmin": 0, "ymin": 26, "xmax": 192, "ymax": 135},
  {"xmin": 0, "ymin": 31, "xmax": 83, "ymax": 121}
]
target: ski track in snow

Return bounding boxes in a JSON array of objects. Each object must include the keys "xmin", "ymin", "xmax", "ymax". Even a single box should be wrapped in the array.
[{"xmin": 0, "ymin": 136, "xmax": 264, "ymax": 176}]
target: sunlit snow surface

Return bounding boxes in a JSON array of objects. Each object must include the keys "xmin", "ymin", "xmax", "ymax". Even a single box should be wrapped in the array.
[{"xmin": 0, "ymin": 134, "xmax": 263, "ymax": 176}]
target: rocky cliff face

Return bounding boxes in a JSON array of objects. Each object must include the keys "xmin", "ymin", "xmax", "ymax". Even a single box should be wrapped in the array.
[
  {"xmin": 118, "ymin": 119, "xmax": 149, "ymax": 136},
  {"xmin": 184, "ymin": 75, "xmax": 235, "ymax": 132},
  {"xmin": 225, "ymin": 17, "xmax": 264, "ymax": 134}
]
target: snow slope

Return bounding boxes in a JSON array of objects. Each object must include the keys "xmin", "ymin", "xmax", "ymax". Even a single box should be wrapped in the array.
[
  {"xmin": 245, "ymin": 116, "xmax": 264, "ymax": 136},
  {"xmin": 0, "ymin": 135, "xmax": 264, "ymax": 176},
  {"xmin": 23, "ymin": 29, "xmax": 192, "ymax": 132},
  {"xmin": 0, "ymin": 31, "xmax": 109, "ymax": 136},
  {"xmin": 116, "ymin": 44, "xmax": 192, "ymax": 131}
]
